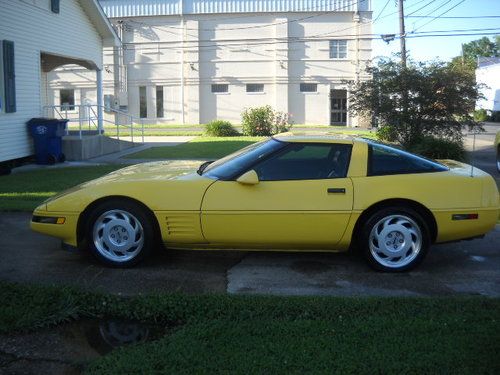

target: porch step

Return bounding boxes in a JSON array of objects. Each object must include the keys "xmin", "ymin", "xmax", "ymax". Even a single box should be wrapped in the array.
[{"xmin": 62, "ymin": 135, "xmax": 137, "ymax": 161}]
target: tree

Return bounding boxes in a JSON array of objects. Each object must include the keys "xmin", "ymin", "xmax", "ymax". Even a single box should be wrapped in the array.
[
  {"xmin": 348, "ymin": 58, "xmax": 482, "ymax": 146},
  {"xmin": 451, "ymin": 36, "xmax": 499, "ymax": 69}
]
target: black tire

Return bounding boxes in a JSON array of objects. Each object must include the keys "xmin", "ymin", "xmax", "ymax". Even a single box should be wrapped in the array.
[
  {"xmin": 47, "ymin": 154, "xmax": 57, "ymax": 165},
  {"xmin": 85, "ymin": 200, "xmax": 156, "ymax": 267},
  {"xmin": 359, "ymin": 206, "xmax": 430, "ymax": 272}
]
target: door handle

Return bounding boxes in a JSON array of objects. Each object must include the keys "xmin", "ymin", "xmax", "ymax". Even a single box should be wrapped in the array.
[{"xmin": 327, "ymin": 188, "xmax": 346, "ymax": 194}]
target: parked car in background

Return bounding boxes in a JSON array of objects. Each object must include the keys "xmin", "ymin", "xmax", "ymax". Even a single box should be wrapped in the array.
[{"xmin": 31, "ymin": 135, "xmax": 499, "ymax": 272}]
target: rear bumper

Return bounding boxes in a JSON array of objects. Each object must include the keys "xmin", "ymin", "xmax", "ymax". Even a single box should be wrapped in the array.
[{"xmin": 434, "ymin": 207, "xmax": 499, "ymax": 243}]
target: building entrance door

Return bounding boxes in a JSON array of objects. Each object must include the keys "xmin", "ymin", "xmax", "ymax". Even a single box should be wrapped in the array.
[{"xmin": 330, "ymin": 90, "xmax": 347, "ymax": 126}]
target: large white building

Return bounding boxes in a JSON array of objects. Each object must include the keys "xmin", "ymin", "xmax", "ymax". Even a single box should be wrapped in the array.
[
  {"xmin": 49, "ymin": 0, "xmax": 373, "ymax": 127},
  {"xmin": 476, "ymin": 57, "xmax": 500, "ymax": 113},
  {"xmin": 0, "ymin": 0, "xmax": 119, "ymax": 165}
]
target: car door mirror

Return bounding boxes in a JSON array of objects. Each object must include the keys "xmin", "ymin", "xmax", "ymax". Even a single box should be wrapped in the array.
[{"xmin": 236, "ymin": 170, "xmax": 260, "ymax": 185}]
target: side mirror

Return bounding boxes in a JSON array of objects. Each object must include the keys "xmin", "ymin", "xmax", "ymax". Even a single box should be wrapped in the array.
[{"xmin": 236, "ymin": 170, "xmax": 260, "ymax": 185}]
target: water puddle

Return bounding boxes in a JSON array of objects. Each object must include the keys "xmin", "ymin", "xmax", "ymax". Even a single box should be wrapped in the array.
[{"xmin": 0, "ymin": 319, "xmax": 168, "ymax": 374}]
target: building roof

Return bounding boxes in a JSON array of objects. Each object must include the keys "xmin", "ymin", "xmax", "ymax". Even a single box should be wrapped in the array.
[
  {"xmin": 80, "ymin": 0, "xmax": 121, "ymax": 47},
  {"xmin": 99, "ymin": 0, "xmax": 371, "ymax": 18},
  {"xmin": 477, "ymin": 57, "xmax": 500, "ymax": 68}
]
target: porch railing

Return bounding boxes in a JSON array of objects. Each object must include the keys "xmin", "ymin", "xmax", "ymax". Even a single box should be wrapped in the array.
[{"xmin": 43, "ymin": 104, "xmax": 145, "ymax": 144}]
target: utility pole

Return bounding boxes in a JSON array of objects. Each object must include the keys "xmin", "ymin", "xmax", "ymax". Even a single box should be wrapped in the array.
[{"xmin": 398, "ymin": 0, "xmax": 407, "ymax": 67}]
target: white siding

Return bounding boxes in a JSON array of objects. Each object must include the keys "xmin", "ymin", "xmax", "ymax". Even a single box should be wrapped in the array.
[
  {"xmin": 100, "ymin": 0, "xmax": 370, "ymax": 17},
  {"xmin": 476, "ymin": 64, "xmax": 500, "ymax": 112},
  {"xmin": 0, "ymin": 0, "xmax": 104, "ymax": 162}
]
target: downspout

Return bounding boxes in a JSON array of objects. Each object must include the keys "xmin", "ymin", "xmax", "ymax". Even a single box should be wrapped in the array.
[{"xmin": 180, "ymin": 0, "xmax": 185, "ymax": 124}]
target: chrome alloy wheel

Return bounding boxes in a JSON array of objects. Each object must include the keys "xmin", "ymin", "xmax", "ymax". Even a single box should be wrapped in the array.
[
  {"xmin": 368, "ymin": 214, "xmax": 422, "ymax": 269},
  {"xmin": 93, "ymin": 210, "xmax": 145, "ymax": 263}
]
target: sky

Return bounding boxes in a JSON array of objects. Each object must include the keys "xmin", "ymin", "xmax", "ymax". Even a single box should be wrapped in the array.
[{"xmin": 371, "ymin": 0, "xmax": 500, "ymax": 61}]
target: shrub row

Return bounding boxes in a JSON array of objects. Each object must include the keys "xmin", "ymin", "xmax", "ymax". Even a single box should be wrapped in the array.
[{"xmin": 204, "ymin": 106, "xmax": 293, "ymax": 137}]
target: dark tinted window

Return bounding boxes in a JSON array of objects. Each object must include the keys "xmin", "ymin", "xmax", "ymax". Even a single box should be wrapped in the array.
[
  {"xmin": 369, "ymin": 143, "xmax": 448, "ymax": 176},
  {"xmin": 254, "ymin": 143, "xmax": 352, "ymax": 181},
  {"xmin": 203, "ymin": 139, "xmax": 285, "ymax": 180}
]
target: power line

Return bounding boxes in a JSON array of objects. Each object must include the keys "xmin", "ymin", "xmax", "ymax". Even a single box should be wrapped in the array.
[
  {"xmin": 406, "ymin": 0, "xmax": 439, "ymax": 17},
  {"xmin": 373, "ymin": 0, "xmax": 391, "ymax": 23},
  {"xmin": 412, "ymin": 0, "xmax": 468, "ymax": 32},
  {"xmin": 120, "ymin": 27, "xmax": 500, "ymax": 52},
  {"xmin": 407, "ymin": 15, "xmax": 500, "ymax": 19}
]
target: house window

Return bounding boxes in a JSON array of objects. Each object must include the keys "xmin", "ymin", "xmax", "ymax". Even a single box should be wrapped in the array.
[
  {"xmin": 156, "ymin": 86, "xmax": 164, "ymax": 118},
  {"xmin": 246, "ymin": 84, "xmax": 264, "ymax": 93},
  {"xmin": 51, "ymin": 0, "xmax": 60, "ymax": 13},
  {"xmin": 329, "ymin": 40, "xmax": 347, "ymax": 59},
  {"xmin": 211, "ymin": 84, "xmax": 229, "ymax": 93},
  {"xmin": 300, "ymin": 83, "xmax": 318, "ymax": 93},
  {"xmin": 60, "ymin": 89, "xmax": 75, "ymax": 111},
  {"xmin": 2, "ymin": 40, "xmax": 16, "ymax": 113}
]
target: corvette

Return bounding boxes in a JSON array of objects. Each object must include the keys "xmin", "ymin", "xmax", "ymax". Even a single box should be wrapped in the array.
[{"xmin": 31, "ymin": 135, "xmax": 499, "ymax": 272}]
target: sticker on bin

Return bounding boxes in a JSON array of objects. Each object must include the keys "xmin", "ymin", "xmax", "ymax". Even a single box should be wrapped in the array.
[{"xmin": 36, "ymin": 126, "xmax": 48, "ymax": 135}]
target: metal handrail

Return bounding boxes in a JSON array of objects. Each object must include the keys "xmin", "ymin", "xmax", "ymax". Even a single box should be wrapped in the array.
[{"xmin": 42, "ymin": 104, "xmax": 145, "ymax": 144}]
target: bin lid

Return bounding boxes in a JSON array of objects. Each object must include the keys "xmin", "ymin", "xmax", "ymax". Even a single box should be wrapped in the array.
[{"xmin": 27, "ymin": 118, "xmax": 69, "ymax": 125}]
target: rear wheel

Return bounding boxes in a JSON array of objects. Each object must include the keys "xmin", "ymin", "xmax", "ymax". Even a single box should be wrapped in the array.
[
  {"xmin": 360, "ymin": 207, "xmax": 430, "ymax": 272},
  {"xmin": 86, "ymin": 200, "xmax": 156, "ymax": 267}
]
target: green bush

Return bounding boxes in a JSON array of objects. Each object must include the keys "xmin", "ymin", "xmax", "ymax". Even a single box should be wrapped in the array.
[
  {"xmin": 241, "ymin": 106, "xmax": 292, "ymax": 136},
  {"xmin": 473, "ymin": 109, "xmax": 488, "ymax": 122},
  {"xmin": 406, "ymin": 136, "xmax": 467, "ymax": 161},
  {"xmin": 376, "ymin": 125, "xmax": 398, "ymax": 142},
  {"xmin": 204, "ymin": 120, "xmax": 239, "ymax": 137}
]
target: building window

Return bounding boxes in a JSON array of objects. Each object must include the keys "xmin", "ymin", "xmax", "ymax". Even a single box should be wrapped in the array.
[
  {"xmin": 300, "ymin": 83, "xmax": 318, "ymax": 93},
  {"xmin": 211, "ymin": 84, "xmax": 229, "ymax": 93},
  {"xmin": 329, "ymin": 40, "xmax": 347, "ymax": 59},
  {"xmin": 139, "ymin": 86, "xmax": 147, "ymax": 118},
  {"xmin": 60, "ymin": 89, "xmax": 75, "ymax": 111},
  {"xmin": 51, "ymin": 0, "xmax": 60, "ymax": 13},
  {"xmin": 2, "ymin": 40, "xmax": 16, "ymax": 113},
  {"xmin": 246, "ymin": 84, "xmax": 264, "ymax": 93},
  {"xmin": 156, "ymin": 86, "xmax": 164, "ymax": 118}
]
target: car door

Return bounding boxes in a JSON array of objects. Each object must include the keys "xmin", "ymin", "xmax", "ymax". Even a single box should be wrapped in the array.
[{"xmin": 200, "ymin": 142, "xmax": 354, "ymax": 249}]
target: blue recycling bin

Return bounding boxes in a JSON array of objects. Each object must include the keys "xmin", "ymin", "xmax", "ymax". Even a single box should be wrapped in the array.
[{"xmin": 27, "ymin": 118, "xmax": 68, "ymax": 164}]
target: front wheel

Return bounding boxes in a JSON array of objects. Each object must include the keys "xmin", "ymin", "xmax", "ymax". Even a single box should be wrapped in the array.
[
  {"xmin": 360, "ymin": 207, "xmax": 430, "ymax": 272},
  {"xmin": 86, "ymin": 200, "xmax": 156, "ymax": 267}
]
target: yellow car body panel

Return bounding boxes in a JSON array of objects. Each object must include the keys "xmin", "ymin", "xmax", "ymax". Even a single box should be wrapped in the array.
[{"xmin": 31, "ymin": 137, "xmax": 499, "ymax": 253}]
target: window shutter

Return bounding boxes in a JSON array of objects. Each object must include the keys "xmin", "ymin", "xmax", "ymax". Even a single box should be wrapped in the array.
[
  {"xmin": 2, "ymin": 40, "xmax": 16, "ymax": 113},
  {"xmin": 51, "ymin": 0, "xmax": 60, "ymax": 13}
]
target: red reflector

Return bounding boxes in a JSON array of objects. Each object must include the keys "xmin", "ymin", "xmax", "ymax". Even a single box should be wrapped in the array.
[{"xmin": 452, "ymin": 214, "xmax": 479, "ymax": 221}]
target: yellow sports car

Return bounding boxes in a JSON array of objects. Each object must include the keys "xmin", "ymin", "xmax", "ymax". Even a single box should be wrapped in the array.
[{"xmin": 31, "ymin": 135, "xmax": 499, "ymax": 272}]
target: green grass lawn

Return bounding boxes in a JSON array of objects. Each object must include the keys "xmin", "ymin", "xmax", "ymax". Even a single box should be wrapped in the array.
[
  {"xmin": 0, "ymin": 166, "xmax": 121, "ymax": 211},
  {"xmin": 124, "ymin": 136, "xmax": 264, "ymax": 159},
  {"xmin": 1, "ymin": 281, "xmax": 499, "ymax": 374}
]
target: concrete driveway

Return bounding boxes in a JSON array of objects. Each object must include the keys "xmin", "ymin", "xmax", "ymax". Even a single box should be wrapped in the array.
[{"xmin": 0, "ymin": 213, "xmax": 498, "ymax": 297}]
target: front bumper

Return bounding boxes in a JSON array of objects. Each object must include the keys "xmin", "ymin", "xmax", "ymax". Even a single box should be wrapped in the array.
[{"xmin": 31, "ymin": 208, "xmax": 79, "ymax": 247}]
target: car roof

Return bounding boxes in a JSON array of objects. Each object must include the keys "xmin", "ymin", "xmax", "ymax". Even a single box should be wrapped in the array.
[{"xmin": 272, "ymin": 132, "xmax": 371, "ymax": 145}]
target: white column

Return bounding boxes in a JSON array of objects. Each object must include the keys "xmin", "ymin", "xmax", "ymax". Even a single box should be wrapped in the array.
[{"xmin": 96, "ymin": 69, "xmax": 104, "ymax": 134}]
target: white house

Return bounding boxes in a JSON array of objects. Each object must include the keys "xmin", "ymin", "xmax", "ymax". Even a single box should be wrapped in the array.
[
  {"xmin": 48, "ymin": 0, "xmax": 373, "ymax": 127},
  {"xmin": 476, "ymin": 57, "xmax": 500, "ymax": 113},
  {"xmin": 0, "ymin": 0, "xmax": 120, "ymax": 166}
]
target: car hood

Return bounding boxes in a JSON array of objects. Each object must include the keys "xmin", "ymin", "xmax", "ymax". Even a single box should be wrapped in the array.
[{"xmin": 83, "ymin": 160, "xmax": 204, "ymax": 186}]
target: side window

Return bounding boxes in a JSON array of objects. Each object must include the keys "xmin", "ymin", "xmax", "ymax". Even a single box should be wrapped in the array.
[
  {"xmin": 254, "ymin": 143, "xmax": 352, "ymax": 181},
  {"xmin": 2, "ymin": 40, "xmax": 16, "ymax": 113},
  {"xmin": 369, "ymin": 143, "xmax": 448, "ymax": 176}
]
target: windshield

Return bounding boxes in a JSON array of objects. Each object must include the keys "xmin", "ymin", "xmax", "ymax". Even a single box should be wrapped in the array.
[{"xmin": 203, "ymin": 138, "xmax": 285, "ymax": 180}]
